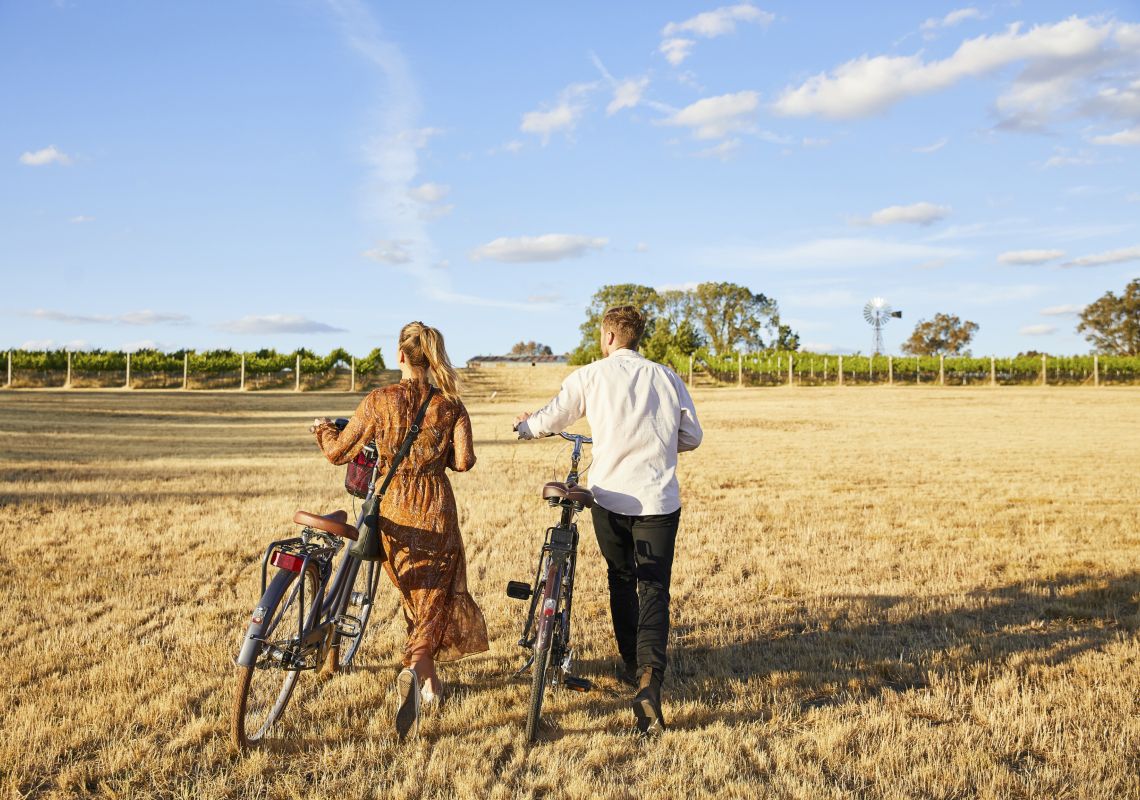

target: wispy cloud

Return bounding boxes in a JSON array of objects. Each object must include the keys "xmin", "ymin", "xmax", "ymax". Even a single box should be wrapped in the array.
[
  {"xmin": 24, "ymin": 309, "xmax": 190, "ymax": 325},
  {"xmin": 662, "ymin": 91, "xmax": 759, "ymax": 139},
  {"xmin": 1063, "ymin": 245, "xmax": 1140, "ymax": 267},
  {"xmin": 659, "ymin": 4, "xmax": 775, "ymax": 65},
  {"xmin": 216, "ymin": 315, "xmax": 346, "ymax": 334},
  {"xmin": 20, "ymin": 145, "xmax": 72, "ymax": 166},
  {"xmin": 1019, "ymin": 324, "xmax": 1057, "ymax": 335},
  {"xmin": 1040, "ymin": 304, "xmax": 1084, "ymax": 316},
  {"xmin": 408, "ymin": 182, "xmax": 450, "ymax": 203},
  {"xmin": 1091, "ymin": 126, "xmax": 1140, "ymax": 146},
  {"xmin": 921, "ymin": 8, "xmax": 984, "ymax": 37},
  {"xmin": 913, "ymin": 137, "xmax": 949, "ymax": 153},
  {"xmin": 998, "ymin": 249, "xmax": 1065, "ymax": 265},
  {"xmin": 520, "ymin": 82, "xmax": 598, "ymax": 143},
  {"xmin": 470, "ymin": 234, "xmax": 608, "ymax": 263},
  {"xmin": 69, "ymin": 215, "xmax": 95, "ymax": 223},
  {"xmin": 859, "ymin": 202, "xmax": 951, "ymax": 227},
  {"xmin": 20, "ymin": 339, "xmax": 88, "ymax": 351},
  {"xmin": 590, "ymin": 52, "xmax": 650, "ymax": 116},
  {"xmin": 362, "ymin": 239, "xmax": 413, "ymax": 264}
]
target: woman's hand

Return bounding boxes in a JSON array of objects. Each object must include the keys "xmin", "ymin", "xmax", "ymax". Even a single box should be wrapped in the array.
[{"xmin": 309, "ymin": 417, "xmax": 333, "ymax": 434}]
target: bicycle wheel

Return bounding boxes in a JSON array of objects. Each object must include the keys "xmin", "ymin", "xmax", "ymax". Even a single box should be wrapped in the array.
[
  {"xmin": 525, "ymin": 626, "xmax": 555, "ymax": 744},
  {"xmin": 338, "ymin": 558, "xmax": 381, "ymax": 667},
  {"xmin": 230, "ymin": 563, "xmax": 321, "ymax": 750}
]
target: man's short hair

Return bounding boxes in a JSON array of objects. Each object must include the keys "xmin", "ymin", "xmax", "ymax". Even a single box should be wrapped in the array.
[{"xmin": 601, "ymin": 305, "xmax": 647, "ymax": 348}]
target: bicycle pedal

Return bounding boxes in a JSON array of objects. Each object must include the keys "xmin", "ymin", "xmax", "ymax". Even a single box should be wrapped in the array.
[
  {"xmin": 563, "ymin": 675, "xmax": 592, "ymax": 692},
  {"xmin": 334, "ymin": 614, "xmax": 363, "ymax": 639},
  {"xmin": 506, "ymin": 580, "xmax": 532, "ymax": 600}
]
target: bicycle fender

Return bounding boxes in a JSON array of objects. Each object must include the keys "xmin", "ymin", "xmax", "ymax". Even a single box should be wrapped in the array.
[{"xmin": 235, "ymin": 569, "xmax": 298, "ymax": 667}]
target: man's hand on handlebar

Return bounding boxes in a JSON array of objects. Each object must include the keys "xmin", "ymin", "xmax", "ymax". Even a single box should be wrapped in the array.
[{"xmin": 513, "ymin": 411, "xmax": 534, "ymax": 439}]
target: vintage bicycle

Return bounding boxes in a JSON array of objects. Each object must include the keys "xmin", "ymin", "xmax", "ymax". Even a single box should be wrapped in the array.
[
  {"xmin": 506, "ymin": 431, "xmax": 595, "ymax": 743},
  {"xmin": 229, "ymin": 417, "xmax": 395, "ymax": 750}
]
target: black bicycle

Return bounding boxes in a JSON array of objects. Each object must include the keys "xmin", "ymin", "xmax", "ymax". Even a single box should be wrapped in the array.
[
  {"xmin": 230, "ymin": 418, "xmax": 383, "ymax": 750},
  {"xmin": 506, "ymin": 432, "xmax": 595, "ymax": 743}
]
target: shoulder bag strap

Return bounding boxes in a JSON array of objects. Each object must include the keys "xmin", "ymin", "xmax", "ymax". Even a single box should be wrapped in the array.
[{"xmin": 374, "ymin": 386, "xmax": 436, "ymax": 500}]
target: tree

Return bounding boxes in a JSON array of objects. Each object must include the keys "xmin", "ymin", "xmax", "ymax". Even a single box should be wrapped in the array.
[
  {"xmin": 1077, "ymin": 279, "xmax": 1140, "ymax": 355},
  {"xmin": 691, "ymin": 282, "xmax": 781, "ymax": 354},
  {"xmin": 509, "ymin": 341, "xmax": 553, "ymax": 356},
  {"xmin": 901, "ymin": 313, "xmax": 979, "ymax": 356}
]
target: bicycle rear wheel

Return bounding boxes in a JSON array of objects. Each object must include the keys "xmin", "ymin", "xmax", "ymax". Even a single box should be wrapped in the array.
[
  {"xmin": 338, "ymin": 558, "xmax": 381, "ymax": 667},
  {"xmin": 525, "ymin": 629, "xmax": 555, "ymax": 744},
  {"xmin": 230, "ymin": 563, "xmax": 320, "ymax": 750}
]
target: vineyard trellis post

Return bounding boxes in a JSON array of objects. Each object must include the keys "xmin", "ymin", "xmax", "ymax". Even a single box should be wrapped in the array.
[
  {"xmin": 1094, "ymin": 354, "xmax": 1099, "ymax": 387},
  {"xmin": 990, "ymin": 356, "xmax": 996, "ymax": 387},
  {"xmin": 240, "ymin": 353, "xmax": 246, "ymax": 391},
  {"xmin": 5, "ymin": 350, "xmax": 11, "ymax": 388},
  {"xmin": 823, "ymin": 358, "xmax": 828, "ymax": 383},
  {"xmin": 125, "ymin": 352, "xmax": 131, "ymax": 390},
  {"xmin": 182, "ymin": 353, "xmax": 189, "ymax": 390},
  {"xmin": 738, "ymin": 354, "xmax": 743, "ymax": 387},
  {"xmin": 295, "ymin": 354, "xmax": 301, "ymax": 392},
  {"xmin": 888, "ymin": 355, "xmax": 893, "ymax": 385},
  {"xmin": 1041, "ymin": 354, "xmax": 1047, "ymax": 387},
  {"xmin": 939, "ymin": 355, "xmax": 945, "ymax": 386},
  {"xmin": 916, "ymin": 357, "xmax": 920, "ymax": 384},
  {"xmin": 66, "ymin": 351, "xmax": 72, "ymax": 389},
  {"xmin": 688, "ymin": 355, "xmax": 693, "ymax": 387},
  {"xmin": 788, "ymin": 354, "xmax": 793, "ymax": 387},
  {"xmin": 838, "ymin": 355, "xmax": 844, "ymax": 387},
  {"xmin": 351, "ymin": 357, "xmax": 356, "ymax": 392}
]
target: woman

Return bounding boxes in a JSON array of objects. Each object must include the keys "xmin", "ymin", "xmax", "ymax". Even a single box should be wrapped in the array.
[{"xmin": 310, "ymin": 321, "xmax": 488, "ymax": 740}]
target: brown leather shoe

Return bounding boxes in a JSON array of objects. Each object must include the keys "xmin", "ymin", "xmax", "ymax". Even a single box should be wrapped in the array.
[{"xmin": 632, "ymin": 668, "xmax": 665, "ymax": 736}]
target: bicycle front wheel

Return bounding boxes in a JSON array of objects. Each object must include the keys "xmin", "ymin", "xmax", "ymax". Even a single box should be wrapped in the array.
[
  {"xmin": 525, "ymin": 629, "xmax": 555, "ymax": 744},
  {"xmin": 230, "ymin": 563, "xmax": 321, "ymax": 750}
]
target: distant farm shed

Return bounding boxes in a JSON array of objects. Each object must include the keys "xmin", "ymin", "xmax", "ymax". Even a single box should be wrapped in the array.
[{"xmin": 466, "ymin": 354, "xmax": 569, "ymax": 368}]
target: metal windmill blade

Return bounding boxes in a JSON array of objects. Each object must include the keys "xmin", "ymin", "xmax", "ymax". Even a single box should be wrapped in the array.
[{"xmin": 863, "ymin": 297, "xmax": 900, "ymax": 355}]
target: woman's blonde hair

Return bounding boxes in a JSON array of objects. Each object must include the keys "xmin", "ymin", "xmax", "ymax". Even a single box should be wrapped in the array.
[{"xmin": 398, "ymin": 321, "xmax": 461, "ymax": 402}]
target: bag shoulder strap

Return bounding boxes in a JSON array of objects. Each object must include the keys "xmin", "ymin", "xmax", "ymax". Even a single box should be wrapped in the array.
[{"xmin": 374, "ymin": 386, "xmax": 436, "ymax": 500}]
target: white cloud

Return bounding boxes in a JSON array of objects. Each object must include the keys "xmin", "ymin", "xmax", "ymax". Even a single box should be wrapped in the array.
[
  {"xmin": 635, "ymin": 242, "xmax": 650, "ymax": 253},
  {"xmin": 69, "ymin": 215, "xmax": 94, "ymax": 223},
  {"xmin": 408, "ymin": 182, "xmax": 450, "ymax": 203},
  {"xmin": 608, "ymin": 77, "xmax": 650, "ymax": 115},
  {"xmin": 20, "ymin": 339, "xmax": 88, "ymax": 351},
  {"xmin": 362, "ymin": 239, "xmax": 413, "ymax": 264},
  {"xmin": 659, "ymin": 38, "xmax": 695, "ymax": 66},
  {"xmin": 1091, "ymin": 126, "xmax": 1140, "ymax": 146},
  {"xmin": 420, "ymin": 203, "xmax": 454, "ymax": 220},
  {"xmin": 397, "ymin": 127, "xmax": 444, "ymax": 149},
  {"xmin": 664, "ymin": 91, "xmax": 759, "ymax": 139},
  {"xmin": 703, "ymin": 237, "xmax": 964, "ymax": 269},
  {"xmin": 1063, "ymin": 245, "xmax": 1140, "ymax": 267},
  {"xmin": 1042, "ymin": 148, "xmax": 1103, "ymax": 168},
  {"xmin": 921, "ymin": 8, "xmax": 983, "ymax": 35},
  {"xmin": 914, "ymin": 137, "xmax": 949, "ymax": 153},
  {"xmin": 121, "ymin": 340, "xmax": 161, "ymax": 353},
  {"xmin": 520, "ymin": 83, "xmax": 596, "ymax": 143},
  {"xmin": 470, "ymin": 234, "xmax": 608, "ymax": 263},
  {"xmin": 658, "ymin": 4, "xmax": 774, "ymax": 65},
  {"xmin": 503, "ymin": 140, "xmax": 524, "ymax": 153},
  {"xmin": 862, "ymin": 202, "xmax": 951, "ymax": 226},
  {"xmin": 998, "ymin": 249, "xmax": 1066, "ymax": 265},
  {"xmin": 656, "ymin": 281, "xmax": 700, "ymax": 292},
  {"xmin": 1019, "ymin": 324, "xmax": 1057, "ymax": 335},
  {"xmin": 216, "ymin": 315, "xmax": 346, "ymax": 334},
  {"xmin": 695, "ymin": 138, "xmax": 741, "ymax": 159},
  {"xmin": 527, "ymin": 293, "xmax": 562, "ymax": 304},
  {"xmin": 801, "ymin": 341, "xmax": 847, "ymax": 354},
  {"xmin": 1040, "ymin": 304, "xmax": 1084, "ymax": 315},
  {"xmin": 19, "ymin": 145, "xmax": 72, "ymax": 166},
  {"xmin": 772, "ymin": 17, "xmax": 1121, "ymax": 119},
  {"xmin": 25, "ymin": 309, "xmax": 190, "ymax": 325}
]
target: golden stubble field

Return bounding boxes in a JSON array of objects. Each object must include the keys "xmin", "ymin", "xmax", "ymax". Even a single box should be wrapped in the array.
[{"xmin": 1, "ymin": 368, "xmax": 1139, "ymax": 800}]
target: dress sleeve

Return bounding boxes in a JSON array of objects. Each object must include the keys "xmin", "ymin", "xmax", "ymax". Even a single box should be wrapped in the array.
[
  {"xmin": 447, "ymin": 406, "xmax": 477, "ymax": 472},
  {"xmin": 315, "ymin": 394, "xmax": 377, "ymax": 465}
]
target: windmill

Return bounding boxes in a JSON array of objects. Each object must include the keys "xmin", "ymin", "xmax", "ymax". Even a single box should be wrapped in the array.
[{"xmin": 863, "ymin": 297, "xmax": 902, "ymax": 355}]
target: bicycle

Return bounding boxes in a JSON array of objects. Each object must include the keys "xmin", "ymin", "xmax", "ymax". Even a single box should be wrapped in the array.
[
  {"xmin": 506, "ymin": 431, "xmax": 595, "ymax": 743},
  {"xmin": 230, "ymin": 418, "xmax": 385, "ymax": 750}
]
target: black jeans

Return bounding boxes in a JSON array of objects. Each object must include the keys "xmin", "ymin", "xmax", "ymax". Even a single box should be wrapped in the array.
[{"xmin": 590, "ymin": 505, "xmax": 681, "ymax": 679}]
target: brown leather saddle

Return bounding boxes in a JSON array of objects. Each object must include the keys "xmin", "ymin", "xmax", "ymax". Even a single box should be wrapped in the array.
[
  {"xmin": 542, "ymin": 481, "xmax": 594, "ymax": 508},
  {"xmin": 293, "ymin": 509, "xmax": 359, "ymax": 540}
]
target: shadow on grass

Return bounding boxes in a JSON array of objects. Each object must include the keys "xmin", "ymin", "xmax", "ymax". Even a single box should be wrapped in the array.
[{"xmin": 663, "ymin": 570, "xmax": 1139, "ymax": 730}]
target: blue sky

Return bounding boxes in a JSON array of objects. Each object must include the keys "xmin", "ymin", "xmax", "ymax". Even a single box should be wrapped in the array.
[{"xmin": 2, "ymin": 1, "xmax": 1139, "ymax": 360}]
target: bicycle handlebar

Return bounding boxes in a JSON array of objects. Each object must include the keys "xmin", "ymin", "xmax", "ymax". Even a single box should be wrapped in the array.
[{"xmin": 558, "ymin": 432, "xmax": 592, "ymax": 444}]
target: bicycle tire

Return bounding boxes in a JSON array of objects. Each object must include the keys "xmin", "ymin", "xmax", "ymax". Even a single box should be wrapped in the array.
[
  {"xmin": 524, "ymin": 629, "xmax": 555, "ymax": 744},
  {"xmin": 339, "ymin": 558, "xmax": 381, "ymax": 667},
  {"xmin": 230, "ymin": 563, "xmax": 321, "ymax": 750}
]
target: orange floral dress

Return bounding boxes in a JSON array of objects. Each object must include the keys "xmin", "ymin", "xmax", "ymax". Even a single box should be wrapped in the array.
[{"xmin": 314, "ymin": 378, "xmax": 488, "ymax": 666}]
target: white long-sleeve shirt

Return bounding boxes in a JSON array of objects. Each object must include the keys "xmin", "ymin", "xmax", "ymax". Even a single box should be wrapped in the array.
[{"xmin": 517, "ymin": 348, "xmax": 703, "ymax": 516}]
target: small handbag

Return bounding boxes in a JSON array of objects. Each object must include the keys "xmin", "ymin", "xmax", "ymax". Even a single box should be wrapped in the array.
[{"xmin": 348, "ymin": 387, "xmax": 437, "ymax": 562}]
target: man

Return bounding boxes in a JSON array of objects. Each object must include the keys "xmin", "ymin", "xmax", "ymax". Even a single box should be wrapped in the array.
[{"xmin": 514, "ymin": 305, "xmax": 703, "ymax": 735}]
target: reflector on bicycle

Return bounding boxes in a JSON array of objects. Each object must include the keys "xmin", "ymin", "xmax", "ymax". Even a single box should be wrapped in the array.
[{"xmin": 271, "ymin": 550, "xmax": 305, "ymax": 573}]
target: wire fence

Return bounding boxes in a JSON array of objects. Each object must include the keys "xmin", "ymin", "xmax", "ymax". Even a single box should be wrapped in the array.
[{"xmin": 662, "ymin": 350, "xmax": 1140, "ymax": 387}]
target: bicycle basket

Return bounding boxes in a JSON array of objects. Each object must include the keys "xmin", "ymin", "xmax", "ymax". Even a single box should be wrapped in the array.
[{"xmin": 345, "ymin": 444, "xmax": 377, "ymax": 498}]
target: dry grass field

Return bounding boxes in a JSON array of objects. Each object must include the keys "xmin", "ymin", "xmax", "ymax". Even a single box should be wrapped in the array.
[{"xmin": 2, "ymin": 370, "xmax": 1139, "ymax": 799}]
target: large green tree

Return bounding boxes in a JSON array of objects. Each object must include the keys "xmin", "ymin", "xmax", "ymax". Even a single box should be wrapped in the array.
[
  {"xmin": 691, "ymin": 281, "xmax": 781, "ymax": 354},
  {"xmin": 568, "ymin": 283, "xmax": 661, "ymax": 364},
  {"xmin": 509, "ymin": 341, "xmax": 553, "ymax": 356},
  {"xmin": 901, "ymin": 313, "xmax": 979, "ymax": 356},
  {"xmin": 1077, "ymin": 279, "xmax": 1140, "ymax": 355}
]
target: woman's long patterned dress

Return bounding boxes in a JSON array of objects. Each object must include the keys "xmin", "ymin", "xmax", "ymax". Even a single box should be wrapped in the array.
[{"xmin": 314, "ymin": 378, "xmax": 489, "ymax": 665}]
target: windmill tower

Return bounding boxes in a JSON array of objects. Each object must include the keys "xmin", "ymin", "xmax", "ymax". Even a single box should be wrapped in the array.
[{"xmin": 863, "ymin": 297, "xmax": 902, "ymax": 355}]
